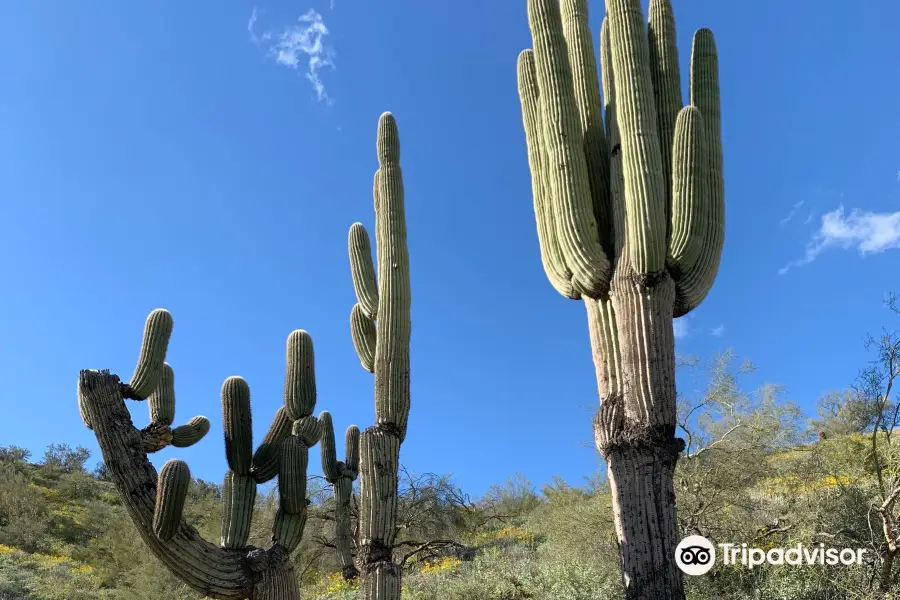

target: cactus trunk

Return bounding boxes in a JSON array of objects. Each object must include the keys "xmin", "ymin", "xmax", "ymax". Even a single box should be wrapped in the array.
[
  {"xmin": 518, "ymin": 0, "xmax": 725, "ymax": 597},
  {"xmin": 592, "ymin": 277, "xmax": 685, "ymax": 599}
]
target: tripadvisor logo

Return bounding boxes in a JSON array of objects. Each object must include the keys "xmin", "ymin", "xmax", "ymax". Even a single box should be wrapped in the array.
[{"xmin": 675, "ymin": 535, "xmax": 868, "ymax": 576}]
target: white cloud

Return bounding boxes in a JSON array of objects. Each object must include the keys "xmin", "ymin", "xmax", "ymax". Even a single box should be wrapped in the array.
[
  {"xmin": 778, "ymin": 205, "xmax": 900, "ymax": 274},
  {"xmin": 673, "ymin": 318, "xmax": 689, "ymax": 340},
  {"xmin": 249, "ymin": 8, "xmax": 335, "ymax": 103},
  {"xmin": 710, "ymin": 325, "xmax": 725, "ymax": 337},
  {"xmin": 248, "ymin": 7, "xmax": 260, "ymax": 41},
  {"xmin": 779, "ymin": 200, "xmax": 805, "ymax": 226}
]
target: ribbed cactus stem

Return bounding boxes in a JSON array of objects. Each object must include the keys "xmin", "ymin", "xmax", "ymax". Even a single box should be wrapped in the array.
[
  {"xmin": 284, "ymin": 330, "xmax": 316, "ymax": 420},
  {"xmin": 349, "ymin": 223, "xmax": 380, "ymax": 320},
  {"xmin": 154, "ymin": 459, "xmax": 191, "ymax": 541},
  {"xmin": 251, "ymin": 406, "xmax": 293, "ymax": 484},
  {"xmin": 345, "ymin": 425, "xmax": 360, "ymax": 476},
  {"xmin": 222, "ymin": 376, "xmax": 253, "ymax": 476},
  {"xmin": 292, "ymin": 416, "xmax": 321, "ymax": 446},
  {"xmin": 668, "ymin": 106, "xmax": 708, "ymax": 278},
  {"xmin": 149, "ymin": 363, "xmax": 176, "ymax": 426},
  {"xmin": 359, "ymin": 427, "xmax": 401, "ymax": 599},
  {"xmin": 559, "ymin": 0, "xmax": 613, "ymax": 259},
  {"xmin": 171, "ymin": 416, "xmax": 211, "ymax": 448},
  {"xmin": 333, "ymin": 476, "xmax": 358, "ymax": 579},
  {"xmin": 279, "ymin": 437, "xmax": 309, "ymax": 515},
  {"xmin": 647, "ymin": 0, "xmax": 683, "ymax": 225},
  {"xmin": 350, "ymin": 303, "xmax": 377, "ymax": 373},
  {"xmin": 372, "ymin": 113, "xmax": 411, "ymax": 438},
  {"xmin": 526, "ymin": 0, "xmax": 610, "ymax": 297},
  {"xmin": 320, "ymin": 411, "xmax": 340, "ymax": 481},
  {"xmin": 607, "ymin": 0, "xmax": 669, "ymax": 276},
  {"xmin": 222, "ymin": 470, "xmax": 256, "ymax": 549},
  {"xmin": 273, "ymin": 509, "xmax": 307, "ymax": 553},
  {"xmin": 127, "ymin": 308, "xmax": 173, "ymax": 400},
  {"xmin": 674, "ymin": 28, "xmax": 724, "ymax": 317},
  {"xmin": 516, "ymin": 49, "xmax": 578, "ymax": 299}
]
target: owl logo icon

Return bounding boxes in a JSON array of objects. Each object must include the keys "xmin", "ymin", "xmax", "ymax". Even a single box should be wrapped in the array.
[{"xmin": 675, "ymin": 535, "xmax": 716, "ymax": 576}]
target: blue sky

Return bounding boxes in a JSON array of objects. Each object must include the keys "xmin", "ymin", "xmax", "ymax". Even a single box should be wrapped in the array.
[{"xmin": 1, "ymin": 0, "xmax": 899, "ymax": 498}]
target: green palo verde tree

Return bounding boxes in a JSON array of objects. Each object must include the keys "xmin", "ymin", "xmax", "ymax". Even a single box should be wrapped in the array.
[
  {"xmin": 77, "ymin": 309, "xmax": 327, "ymax": 600},
  {"xmin": 516, "ymin": 0, "xmax": 724, "ymax": 598},
  {"xmin": 344, "ymin": 111, "xmax": 412, "ymax": 600}
]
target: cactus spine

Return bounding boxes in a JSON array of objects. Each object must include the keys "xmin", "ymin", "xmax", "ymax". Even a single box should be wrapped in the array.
[
  {"xmin": 346, "ymin": 112, "xmax": 411, "ymax": 600},
  {"xmin": 78, "ymin": 310, "xmax": 326, "ymax": 599},
  {"xmin": 517, "ymin": 0, "xmax": 724, "ymax": 598}
]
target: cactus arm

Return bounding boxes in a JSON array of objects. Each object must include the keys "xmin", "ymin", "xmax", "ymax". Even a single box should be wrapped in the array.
[
  {"xmin": 140, "ymin": 365, "xmax": 210, "ymax": 453},
  {"xmin": 153, "ymin": 459, "xmax": 191, "ymax": 541},
  {"xmin": 222, "ymin": 377, "xmax": 253, "ymax": 476},
  {"xmin": 667, "ymin": 106, "xmax": 709, "ymax": 285},
  {"xmin": 560, "ymin": 0, "xmax": 614, "ymax": 260},
  {"xmin": 221, "ymin": 469, "xmax": 256, "ymax": 549},
  {"xmin": 349, "ymin": 223, "xmax": 380, "ymax": 320},
  {"xmin": 171, "ymin": 416, "xmax": 211, "ymax": 447},
  {"xmin": 125, "ymin": 308, "xmax": 173, "ymax": 399},
  {"xmin": 526, "ymin": 0, "xmax": 610, "ymax": 297},
  {"xmin": 320, "ymin": 411, "xmax": 341, "ymax": 480},
  {"xmin": 251, "ymin": 406, "xmax": 293, "ymax": 484},
  {"xmin": 78, "ymin": 370, "xmax": 253, "ymax": 599},
  {"xmin": 516, "ymin": 50, "xmax": 579, "ymax": 299},
  {"xmin": 292, "ymin": 416, "xmax": 321, "ymax": 445},
  {"xmin": 350, "ymin": 303, "xmax": 377, "ymax": 372},
  {"xmin": 284, "ymin": 330, "xmax": 316, "ymax": 420},
  {"xmin": 606, "ymin": 0, "xmax": 669, "ymax": 277},
  {"xmin": 647, "ymin": 0, "xmax": 684, "ymax": 233},
  {"xmin": 673, "ymin": 28, "xmax": 724, "ymax": 317},
  {"xmin": 345, "ymin": 425, "xmax": 360, "ymax": 476},
  {"xmin": 600, "ymin": 18, "xmax": 628, "ymax": 265},
  {"xmin": 149, "ymin": 363, "xmax": 176, "ymax": 426}
]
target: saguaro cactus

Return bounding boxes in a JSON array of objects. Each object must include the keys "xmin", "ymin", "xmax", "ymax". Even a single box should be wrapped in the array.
[
  {"xmin": 319, "ymin": 411, "xmax": 361, "ymax": 579},
  {"xmin": 346, "ymin": 111, "xmax": 412, "ymax": 600},
  {"xmin": 77, "ymin": 309, "xmax": 325, "ymax": 600},
  {"xmin": 517, "ymin": 0, "xmax": 724, "ymax": 598}
]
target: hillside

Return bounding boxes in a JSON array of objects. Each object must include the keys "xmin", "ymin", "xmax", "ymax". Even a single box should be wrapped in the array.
[{"xmin": 1, "ymin": 418, "xmax": 897, "ymax": 600}]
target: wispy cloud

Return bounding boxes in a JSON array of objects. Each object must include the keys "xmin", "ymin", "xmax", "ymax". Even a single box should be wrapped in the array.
[
  {"xmin": 248, "ymin": 7, "xmax": 336, "ymax": 103},
  {"xmin": 710, "ymin": 325, "xmax": 725, "ymax": 337},
  {"xmin": 673, "ymin": 318, "xmax": 689, "ymax": 340},
  {"xmin": 780, "ymin": 200, "xmax": 805, "ymax": 226},
  {"xmin": 778, "ymin": 205, "xmax": 900, "ymax": 274}
]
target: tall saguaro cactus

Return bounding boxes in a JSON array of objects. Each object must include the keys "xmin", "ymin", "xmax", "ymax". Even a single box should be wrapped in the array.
[
  {"xmin": 346, "ymin": 111, "xmax": 412, "ymax": 600},
  {"xmin": 517, "ymin": 0, "xmax": 724, "ymax": 598},
  {"xmin": 319, "ymin": 411, "xmax": 361, "ymax": 579},
  {"xmin": 77, "ymin": 309, "xmax": 325, "ymax": 600}
]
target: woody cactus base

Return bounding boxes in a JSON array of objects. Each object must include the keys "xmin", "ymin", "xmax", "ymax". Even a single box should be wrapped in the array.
[
  {"xmin": 346, "ymin": 111, "xmax": 412, "ymax": 600},
  {"xmin": 517, "ymin": 0, "xmax": 724, "ymax": 598},
  {"xmin": 77, "ymin": 309, "xmax": 327, "ymax": 600}
]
